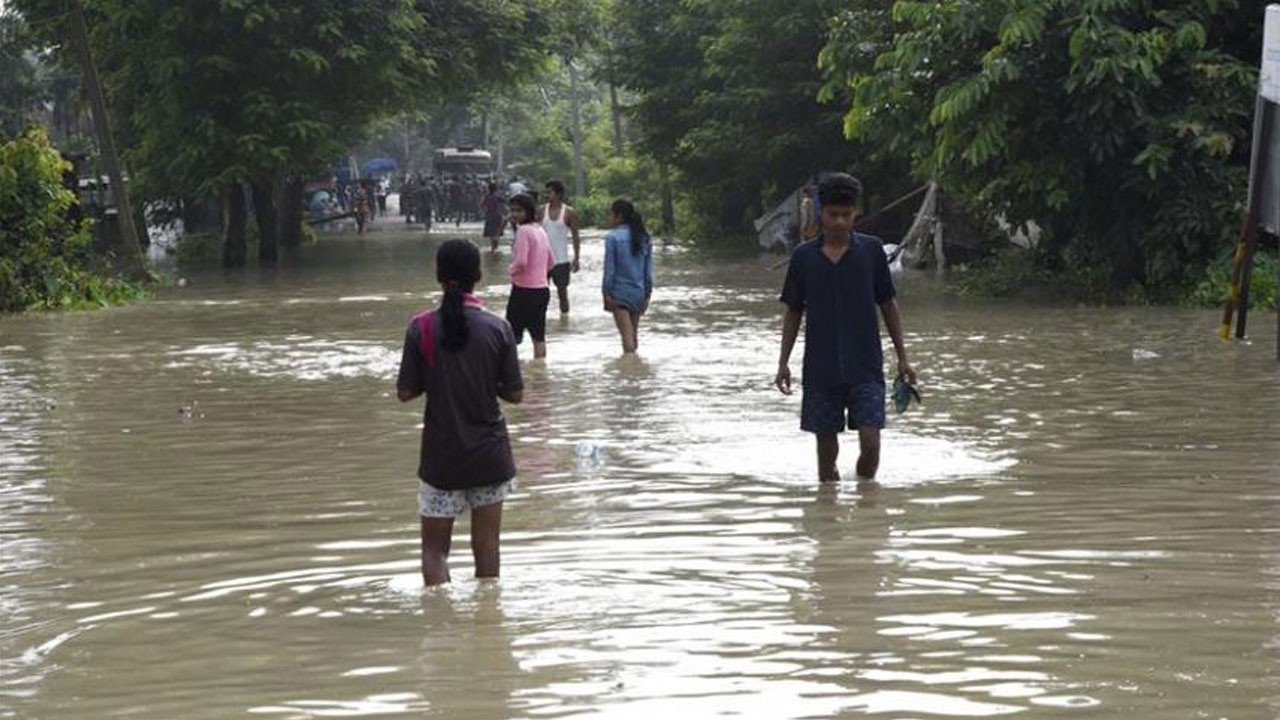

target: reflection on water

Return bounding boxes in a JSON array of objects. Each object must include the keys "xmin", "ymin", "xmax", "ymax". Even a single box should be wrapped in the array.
[{"xmin": 1, "ymin": 226, "xmax": 1278, "ymax": 718}]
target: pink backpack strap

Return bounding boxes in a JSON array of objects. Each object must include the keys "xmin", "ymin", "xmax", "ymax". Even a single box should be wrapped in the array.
[{"xmin": 414, "ymin": 311, "xmax": 437, "ymax": 367}]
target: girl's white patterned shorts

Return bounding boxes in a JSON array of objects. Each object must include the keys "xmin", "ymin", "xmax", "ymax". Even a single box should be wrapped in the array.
[{"xmin": 418, "ymin": 479, "xmax": 514, "ymax": 518}]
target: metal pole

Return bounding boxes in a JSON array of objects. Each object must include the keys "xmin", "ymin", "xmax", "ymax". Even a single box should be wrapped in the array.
[
  {"xmin": 1238, "ymin": 100, "xmax": 1276, "ymax": 338},
  {"xmin": 67, "ymin": 0, "xmax": 146, "ymax": 280},
  {"xmin": 1222, "ymin": 97, "xmax": 1273, "ymax": 339}
]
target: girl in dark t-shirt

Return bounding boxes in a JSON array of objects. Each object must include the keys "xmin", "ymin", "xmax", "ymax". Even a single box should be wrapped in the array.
[{"xmin": 397, "ymin": 239, "xmax": 525, "ymax": 586}]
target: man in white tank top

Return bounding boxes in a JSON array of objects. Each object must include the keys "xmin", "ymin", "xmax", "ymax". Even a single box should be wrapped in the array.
[{"xmin": 537, "ymin": 179, "xmax": 582, "ymax": 314}]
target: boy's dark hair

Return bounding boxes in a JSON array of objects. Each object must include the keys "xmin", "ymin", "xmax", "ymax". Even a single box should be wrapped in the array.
[
  {"xmin": 509, "ymin": 193, "xmax": 537, "ymax": 224},
  {"xmin": 545, "ymin": 179, "xmax": 566, "ymax": 198},
  {"xmin": 817, "ymin": 173, "xmax": 862, "ymax": 208},
  {"xmin": 435, "ymin": 239, "xmax": 482, "ymax": 351}
]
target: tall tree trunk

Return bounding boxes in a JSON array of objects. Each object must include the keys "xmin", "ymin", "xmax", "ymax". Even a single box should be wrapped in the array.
[
  {"xmin": 133, "ymin": 202, "xmax": 150, "ymax": 251},
  {"xmin": 279, "ymin": 175, "xmax": 306, "ymax": 249},
  {"xmin": 659, "ymin": 161, "xmax": 676, "ymax": 238},
  {"xmin": 496, "ymin": 121, "xmax": 505, "ymax": 172},
  {"xmin": 251, "ymin": 178, "xmax": 279, "ymax": 264},
  {"xmin": 568, "ymin": 58, "xmax": 586, "ymax": 199},
  {"xmin": 1108, "ymin": 226, "xmax": 1145, "ymax": 300},
  {"xmin": 609, "ymin": 82, "xmax": 624, "ymax": 157},
  {"xmin": 223, "ymin": 185, "xmax": 247, "ymax": 268},
  {"xmin": 404, "ymin": 116, "xmax": 412, "ymax": 174},
  {"xmin": 182, "ymin": 195, "xmax": 221, "ymax": 234}
]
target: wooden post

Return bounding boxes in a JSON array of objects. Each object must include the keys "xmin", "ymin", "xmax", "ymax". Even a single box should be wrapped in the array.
[
  {"xmin": 1236, "ymin": 235, "xmax": 1258, "ymax": 339},
  {"xmin": 67, "ymin": 0, "xmax": 146, "ymax": 280}
]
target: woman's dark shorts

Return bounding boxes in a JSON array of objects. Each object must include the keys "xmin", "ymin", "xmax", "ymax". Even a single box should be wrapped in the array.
[
  {"xmin": 800, "ymin": 382, "xmax": 886, "ymax": 433},
  {"xmin": 506, "ymin": 285, "xmax": 550, "ymax": 343}
]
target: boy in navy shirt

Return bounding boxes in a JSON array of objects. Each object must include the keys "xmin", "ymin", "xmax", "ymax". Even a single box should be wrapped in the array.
[{"xmin": 775, "ymin": 173, "xmax": 917, "ymax": 485}]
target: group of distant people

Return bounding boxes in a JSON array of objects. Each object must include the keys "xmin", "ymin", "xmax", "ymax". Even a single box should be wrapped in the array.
[
  {"xmin": 396, "ymin": 173, "xmax": 914, "ymax": 590},
  {"xmin": 399, "ymin": 174, "xmax": 512, "ymax": 230},
  {"xmin": 306, "ymin": 180, "xmax": 387, "ymax": 234}
]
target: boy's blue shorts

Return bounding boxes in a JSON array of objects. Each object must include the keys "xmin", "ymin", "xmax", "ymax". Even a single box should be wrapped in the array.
[{"xmin": 801, "ymin": 382, "xmax": 886, "ymax": 433}]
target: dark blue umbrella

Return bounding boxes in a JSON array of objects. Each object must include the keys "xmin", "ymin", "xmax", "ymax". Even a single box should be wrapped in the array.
[{"xmin": 361, "ymin": 157, "xmax": 398, "ymax": 175}]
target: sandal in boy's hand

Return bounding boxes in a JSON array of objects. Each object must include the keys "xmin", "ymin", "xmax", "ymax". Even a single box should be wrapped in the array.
[{"xmin": 892, "ymin": 374, "xmax": 922, "ymax": 414}]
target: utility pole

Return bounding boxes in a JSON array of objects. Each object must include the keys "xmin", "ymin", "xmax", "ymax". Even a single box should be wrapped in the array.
[{"xmin": 67, "ymin": 0, "xmax": 147, "ymax": 280}]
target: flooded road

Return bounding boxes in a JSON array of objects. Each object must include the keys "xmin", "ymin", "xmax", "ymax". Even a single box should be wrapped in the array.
[{"xmin": 2, "ymin": 224, "xmax": 1278, "ymax": 718}]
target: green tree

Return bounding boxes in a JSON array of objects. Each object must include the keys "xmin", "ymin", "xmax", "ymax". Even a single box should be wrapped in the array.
[
  {"xmin": 101, "ymin": 0, "xmax": 426, "ymax": 264},
  {"xmin": 613, "ymin": 0, "xmax": 877, "ymax": 239},
  {"xmin": 823, "ymin": 0, "xmax": 1260, "ymax": 296},
  {"xmin": 0, "ymin": 12, "xmax": 43, "ymax": 138}
]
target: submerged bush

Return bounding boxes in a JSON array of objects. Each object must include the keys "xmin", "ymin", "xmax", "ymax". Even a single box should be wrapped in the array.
[
  {"xmin": 954, "ymin": 245, "xmax": 1112, "ymax": 304},
  {"xmin": 0, "ymin": 126, "xmax": 145, "ymax": 311},
  {"xmin": 1187, "ymin": 247, "xmax": 1278, "ymax": 311}
]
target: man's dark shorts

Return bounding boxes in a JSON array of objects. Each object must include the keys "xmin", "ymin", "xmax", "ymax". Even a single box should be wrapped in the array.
[
  {"xmin": 548, "ymin": 262, "xmax": 572, "ymax": 290},
  {"xmin": 801, "ymin": 383, "xmax": 886, "ymax": 433},
  {"xmin": 506, "ymin": 286, "xmax": 550, "ymax": 343}
]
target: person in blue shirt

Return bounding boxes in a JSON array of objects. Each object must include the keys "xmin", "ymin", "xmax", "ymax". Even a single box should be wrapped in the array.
[
  {"xmin": 602, "ymin": 199, "xmax": 654, "ymax": 354},
  {"xmin": 775, "ymin": 173, "xmax": 917, "ymax": 486}
]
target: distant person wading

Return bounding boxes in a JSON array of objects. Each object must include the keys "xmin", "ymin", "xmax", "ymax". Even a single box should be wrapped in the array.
[
  {"xmin": 505, "ymin": 193, "xmax": 556, "ymax": 360},
  {"xmin": 537, "ymin": 180, "xmax": 582, "ymax": 314},
  {"xmin": 481, "ymin": 183, "xmax": 507, "ymax": 253},
  {"xmin": 602, "ymin": 199, "xmax": 654, "ymax": 355}
]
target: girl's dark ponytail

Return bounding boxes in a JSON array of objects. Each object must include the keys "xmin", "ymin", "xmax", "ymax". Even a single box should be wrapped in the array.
[
  {"xmin": 439, "ymin": 282, "xmax": 468, "ymax": 351},
  {"xmin": 435, "ymin": 240, "xmax": 482, "ymax": 352},
  {"xmin": 611, "ymin": 199, "xmax": 650, "ymax": 256}
]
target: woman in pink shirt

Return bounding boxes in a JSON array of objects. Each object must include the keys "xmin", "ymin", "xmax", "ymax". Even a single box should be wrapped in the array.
[{"xmin": 505, "ymin": 194, "xmax": 556, "ymax": 359}]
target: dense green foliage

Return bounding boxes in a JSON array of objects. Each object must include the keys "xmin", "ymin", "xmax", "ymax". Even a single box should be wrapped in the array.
[
  {"xmin": 0, "ymin": 126, "xmax": 144, "ymax": 311},
  {"xmin": 96, "ymin": 0, "xmax": 424, "ymax": 200},
  {"xmin": 821, "ymin": 0, "xmax": 1262, "ymax": 297},
  {"xmin": 0, "ymin": 13, "xmax": 41, "ymax": 138},
  {"xmin": 611, "ymin": 0, "xmax": 890, "ymax": 239}
]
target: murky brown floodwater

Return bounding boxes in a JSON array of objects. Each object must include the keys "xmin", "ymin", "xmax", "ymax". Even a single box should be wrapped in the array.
[{"xmin": 1, "ymin": 218, "xmax": 1278, "ymax": 719}]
